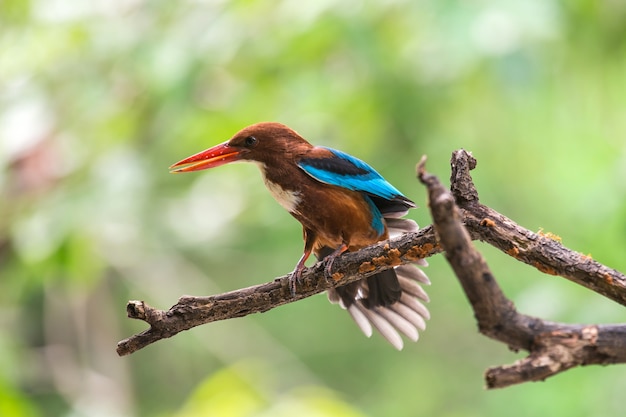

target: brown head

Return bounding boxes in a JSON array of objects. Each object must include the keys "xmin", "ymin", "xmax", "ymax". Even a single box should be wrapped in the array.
[{"xmin": 169, "ymin": 122, "xmax": 313, "ymax": 172}]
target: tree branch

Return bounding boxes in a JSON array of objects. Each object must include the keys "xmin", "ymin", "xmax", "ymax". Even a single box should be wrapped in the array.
[
  {"xmin": 117, "ymin": 149, "xmax": 626, "ymax": 390},
  {"xmin": 418, "ymin": 150, "xmax": 626, "ymax": 388},
  {"xmin": 116, "ymin": 227, "xmax": 441, "ymax": 356},
  {"xmin": 450, "ymin": 150, "xmax": 626, "ymax": 306}
]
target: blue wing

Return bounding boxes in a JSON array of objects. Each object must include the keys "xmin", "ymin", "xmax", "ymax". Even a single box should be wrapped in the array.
[
  {"xmin": 298, "ymin": 147, "xmax": 415, "ymax": 236},
  {"xmin": 298, "ymin": 147, "xmax": 408, "ymax": 201}
]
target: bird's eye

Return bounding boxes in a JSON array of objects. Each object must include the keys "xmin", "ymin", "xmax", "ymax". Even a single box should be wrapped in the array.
[{"xmin": 244, "ymin": 136, "xmax": 258, "ymax": 147}]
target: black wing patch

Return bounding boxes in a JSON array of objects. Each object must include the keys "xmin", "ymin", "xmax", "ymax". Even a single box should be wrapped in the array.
[{"xmin": 299, "ymin": 156, "xmax": 370, "ymax": 177}]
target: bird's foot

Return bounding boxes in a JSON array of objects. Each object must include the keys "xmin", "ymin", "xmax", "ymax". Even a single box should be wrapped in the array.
[
  {"xmin": 324, "ymin": 258, "xmax": 337, "ymax": 282},
  {"xmin": 323, "ymin": 243, "xmax": 349, "ymax": 283},
  {"xmin": 288, "ymin": 264, "xmax": 305, "ymax": 297}
]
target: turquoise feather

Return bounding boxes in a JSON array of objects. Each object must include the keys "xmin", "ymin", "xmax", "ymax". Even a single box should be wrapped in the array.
[{"xmin": 298, "ymin": 147, "xmax": 406, "ymax": 202}]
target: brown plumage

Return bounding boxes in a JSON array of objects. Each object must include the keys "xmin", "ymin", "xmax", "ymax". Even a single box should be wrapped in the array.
[{"xmin": 170, "ymin": 122, "xmax": 430, "ymax": 349}]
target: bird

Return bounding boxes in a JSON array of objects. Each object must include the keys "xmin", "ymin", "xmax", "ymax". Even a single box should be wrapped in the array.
[{"xmin": 169, "ymin": 122, "xmax": 430, "ymax": 349}]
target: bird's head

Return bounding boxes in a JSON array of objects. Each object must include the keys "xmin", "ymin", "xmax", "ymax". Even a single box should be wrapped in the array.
[{"xmin": 169, "ymin": 122, "xmax": 312, "ymax": 173}]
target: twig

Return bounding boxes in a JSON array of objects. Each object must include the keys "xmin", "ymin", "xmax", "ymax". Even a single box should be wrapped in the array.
[
  {"xmin": 418, "ymin": 150, "xmax": 626, "ymax": 388},
  {"xmin": 449, "ymin": 150, "xmax": 626, "ymax": 306}
]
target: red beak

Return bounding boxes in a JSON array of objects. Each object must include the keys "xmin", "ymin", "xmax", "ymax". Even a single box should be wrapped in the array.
[{"xmin": 169, "ymin": 141, "xmax": 245, "ymax": 173}]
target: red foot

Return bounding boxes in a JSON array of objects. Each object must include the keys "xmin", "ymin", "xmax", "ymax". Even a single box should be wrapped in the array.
[{"xmin": 323, "ymin": 243, "xmax": 348, "ymax": 282}]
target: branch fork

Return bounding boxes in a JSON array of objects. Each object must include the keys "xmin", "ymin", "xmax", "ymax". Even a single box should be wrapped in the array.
[{"xmin": 117, "ymin": 149, "xmax": 626, "ymax": 390}]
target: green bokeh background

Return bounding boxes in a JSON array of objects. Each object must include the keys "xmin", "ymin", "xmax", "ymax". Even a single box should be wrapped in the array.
[{"xmin": 2, "ymin": 1, "xmax": 626, "ymax": 416}]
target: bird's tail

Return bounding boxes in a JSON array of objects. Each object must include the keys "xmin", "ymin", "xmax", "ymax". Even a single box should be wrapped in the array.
[{"xmin": 326, "ymin": 218, "xmax": 430, "ymax": 350}]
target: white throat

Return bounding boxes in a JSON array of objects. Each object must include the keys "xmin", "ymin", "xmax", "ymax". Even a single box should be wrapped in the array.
[{"xmin": 255, "ymin": 162, "xmax": 301, "ymax": 213}]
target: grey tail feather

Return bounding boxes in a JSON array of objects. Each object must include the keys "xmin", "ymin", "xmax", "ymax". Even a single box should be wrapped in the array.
[
  {"xmin": 322, "ymin": 217, "xmax": 430, "ymax": 349},
  {"xmin": 316, "ymin": 246, "xmax": 402, "ymax": 309},
  {"xmin": 363, "ymin": 269, "xmax": 401, "ymax": 308},
  {"xmin": 327, "ymin": 262, "xmax": 430, "ymax": 350}
]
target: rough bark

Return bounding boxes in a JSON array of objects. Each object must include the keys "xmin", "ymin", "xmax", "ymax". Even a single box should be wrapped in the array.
[
  {"xmin": 116, "ymin": 149, "xmax": 626, "ymax": 389},
  {"xmin": 418, "ymin": 151, "xmax": 626, "ymax": 388}
]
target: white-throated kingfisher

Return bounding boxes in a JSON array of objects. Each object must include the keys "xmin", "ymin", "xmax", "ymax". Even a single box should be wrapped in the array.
[{"xmin": 169, "ymin": 122, "xmax": 430, "ymax": 349}]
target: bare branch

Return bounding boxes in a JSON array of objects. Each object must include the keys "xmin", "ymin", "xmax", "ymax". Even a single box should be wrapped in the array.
[
  {"xmin": 116, "ymin": 227, "xmax": 440, "ymax": 356},
  {"xmin": 417, "ymin": 150, "xmax": 626, "ymax": 388},
  {"xmin": 117, "ymin": 149, "xmax": 626, "ymax": 391},
  {"xmin": 485, "ymin": 324, "xmax": 626, "ymax": 388},
  {"xmin": 449, "ymin": 150, "xmax": 626, "ymax": 306}
]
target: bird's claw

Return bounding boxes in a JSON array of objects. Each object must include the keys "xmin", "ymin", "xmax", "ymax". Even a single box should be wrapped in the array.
[
  {"xmin": 322, "ymin": 243, "xmax": 347, "ymax": 283},
  {"xmin": 289, "ymin": 243, "xmax": 346, "ymax": 295},
  {"xmin": 323, "ymin": 258, "xmax": 336, "ymax": 283},
  {"xmin": 288, "ymin": 267, "xmax": 304, "ymax": 297}
]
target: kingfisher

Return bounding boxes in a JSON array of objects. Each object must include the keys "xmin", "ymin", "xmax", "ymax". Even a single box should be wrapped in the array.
[{"xmin": 169, "ymin": 122, "xmax": 429, "ymax": 349}]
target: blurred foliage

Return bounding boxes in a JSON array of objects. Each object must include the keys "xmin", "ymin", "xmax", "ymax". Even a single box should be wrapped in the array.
[
  {"xmin": 173, "ymin": 360, "xmax": 368, "ymax": 417},
  {"xmin": 1, "ymin": 0, "xmax": 626, "ymax": 416}
]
